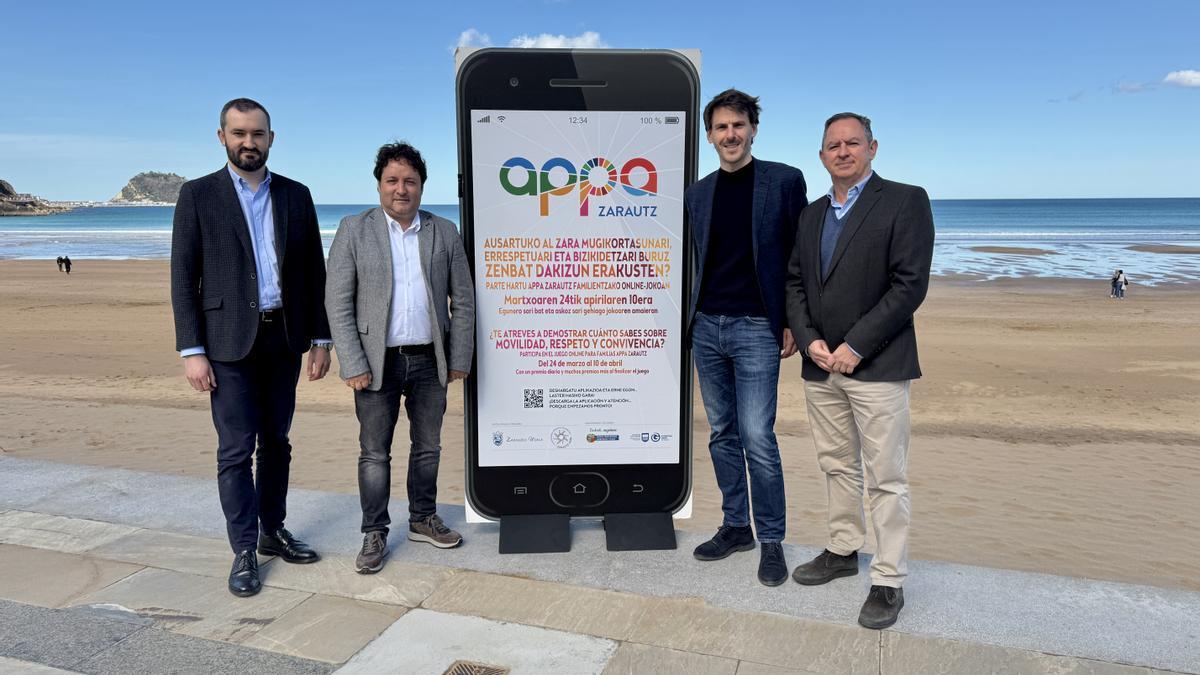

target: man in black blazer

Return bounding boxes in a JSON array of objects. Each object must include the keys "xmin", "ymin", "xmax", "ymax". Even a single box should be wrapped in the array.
[
  {"xmin": 171, "ymin": 98, "xmax": 331, "ymax": 597},
  {"xmin": 685, "ymin": 89, "xmax": 807, "ymax": 587},
  {"xmin": 785, "ymin": 113, "xmax": 934, "ymax": 629}
]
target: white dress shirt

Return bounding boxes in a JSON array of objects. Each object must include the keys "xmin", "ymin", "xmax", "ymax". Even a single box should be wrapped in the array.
[{"xmin": 383, "ymin": 210, "xmax": 433, "ymax": 347}]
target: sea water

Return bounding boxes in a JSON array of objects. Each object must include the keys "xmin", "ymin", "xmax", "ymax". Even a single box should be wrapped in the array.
[{"xmin": 2, "ymin": 199, "xmax": 1197, "ymax": 285}]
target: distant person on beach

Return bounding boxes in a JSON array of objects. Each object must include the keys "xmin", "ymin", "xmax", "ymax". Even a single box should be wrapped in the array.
[
  {"xmin": 1110, "ymin": 269, "xmax": 1120, "ymax": 298},
  {"xmin": 684, "ymin": 89, "xmax": 807, "ymax": 587},
  {"xmin": 170, "ymin": 97, "xmax": 331, "ymax": 598},
  {"xmin": 325, "ymin": 142, "xmax": 474, "ymax": 574},
  {"xmin": 62, "ymin": 256, "xmax": 71, "ymax": 274},
  {"xmin": 1116, "ymin": 269, "xmax": 1128, "ymax": 299},
  {"xmin": 785, "ymin": 112, "xmax": 934, "ymax": 629},
  {"xmin": 56, "ymin": 256, "xmax": 64, "ymax": 272}
]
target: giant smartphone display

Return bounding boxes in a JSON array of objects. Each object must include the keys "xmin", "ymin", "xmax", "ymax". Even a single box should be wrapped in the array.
[
  {"xmin": 458, "ymin": 50, "xmax": 698, "ymax": 519},
  {"xmin": 472, "ymin": 109, "xmax": 684, "ymax": 467}
]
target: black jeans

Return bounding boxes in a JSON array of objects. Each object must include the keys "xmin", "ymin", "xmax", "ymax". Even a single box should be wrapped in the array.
[
  {"xmin": 354, "ymin": 350, "xmax": 447, "ymax": 534},
  {"xmin": 208, "ymin": 320, "xmax": 301, "ymax": 552}
]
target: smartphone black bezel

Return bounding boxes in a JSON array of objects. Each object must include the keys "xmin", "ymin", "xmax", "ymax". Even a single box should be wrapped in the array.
[{"xmin": 456, "ymin": 48, "xmax": 699, "ymax": 520}]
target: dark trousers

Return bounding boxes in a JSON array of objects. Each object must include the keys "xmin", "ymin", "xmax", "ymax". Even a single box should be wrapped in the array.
[
  {"xmin": 354, "ymin": 350, "xmax": 446, "ymax": 534},
  {"xmin": 208, "ymin": 319, "xmax": 301, "ymax": 552}
]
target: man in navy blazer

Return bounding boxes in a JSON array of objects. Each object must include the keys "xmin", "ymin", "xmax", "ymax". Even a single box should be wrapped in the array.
[
  {"xmin": 171, "ymin": 98, "xmax": 332, "ymax": 597},
  {"xmin": 684, "ymin": 89, "xmax": 807, "ymax": 586},
  {"xmin": 786, "ymin": 113, "xmax": 935, "ymax": 629}
]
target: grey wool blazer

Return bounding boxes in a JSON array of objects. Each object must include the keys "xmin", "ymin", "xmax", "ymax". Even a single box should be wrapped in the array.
[{"xmin": 325, "ymin": 207, "xmax": 475, "ymax": 389}]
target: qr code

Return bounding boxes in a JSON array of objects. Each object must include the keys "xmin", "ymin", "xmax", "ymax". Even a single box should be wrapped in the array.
[{"xmin": 523, "ymin": 388, "xmax": 544, "ymax": 409}]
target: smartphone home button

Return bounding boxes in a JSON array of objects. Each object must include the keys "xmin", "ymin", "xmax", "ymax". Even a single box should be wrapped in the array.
[{"xmin": 549, "ymin": 472, "xmax": 610, "ymax": 508}]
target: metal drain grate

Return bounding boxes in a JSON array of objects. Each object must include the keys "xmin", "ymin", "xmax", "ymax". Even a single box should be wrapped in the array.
[{"xmin": 442, "ymin": 660, "xmax": 510, "ymax": 675}]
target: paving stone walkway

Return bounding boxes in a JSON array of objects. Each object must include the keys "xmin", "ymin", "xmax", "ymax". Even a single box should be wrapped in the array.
[{"xmin": 0, "ymin": 456, "xmax": 1196, "ymax": 674}]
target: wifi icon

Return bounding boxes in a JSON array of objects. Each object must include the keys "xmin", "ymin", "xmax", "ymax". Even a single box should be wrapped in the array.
[{"xmin": 497, "ymin": 115, "xmax": 507, "ymax": 123}]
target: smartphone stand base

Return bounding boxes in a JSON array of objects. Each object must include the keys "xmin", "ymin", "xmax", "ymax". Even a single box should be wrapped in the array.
[
  {"xmin": 498, "ymin": 514, "xmax": 571, "ymax": 553},
  {"xmin": 603, "ymin": 512, "xmax": 677, "ymax": 551}
]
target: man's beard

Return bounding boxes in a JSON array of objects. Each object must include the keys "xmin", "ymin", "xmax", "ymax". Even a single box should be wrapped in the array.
[{"xmin": 227, "ymin": 145, "xmax": 268, "ymax": 172}]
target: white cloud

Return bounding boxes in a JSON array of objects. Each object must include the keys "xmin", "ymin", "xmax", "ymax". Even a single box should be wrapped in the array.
[
  {"xmin": 1163, "ymin": 70, "xmax": 1200, "ymax": 87},
  {"xmin": 456, "ymin": 28, "xmax": 492, "ymax": 50},
  {"xmin": 508, "ymin": 31, "xmax": 607, "ymax": 49}
]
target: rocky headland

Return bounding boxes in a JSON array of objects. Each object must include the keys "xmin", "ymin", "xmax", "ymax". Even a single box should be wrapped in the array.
[
  {"xmin": 0, "ymin": 179, "xmax": 69, "ymax": 216},
  {"xmin": 111, "ymin": 172, "xmax": 186, "ymax": 204}
]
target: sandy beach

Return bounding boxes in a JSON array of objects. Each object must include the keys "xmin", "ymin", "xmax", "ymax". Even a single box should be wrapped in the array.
[{"xmin": 1, "ymin": 260, "xmax": 1197, "ymax": 591}]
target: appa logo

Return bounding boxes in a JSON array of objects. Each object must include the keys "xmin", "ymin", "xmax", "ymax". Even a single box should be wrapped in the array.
[
  {"xmin": 492, "ymin": 431, "xmax": 504, "ymax": 447},
  {"xmin": 499, "ymin": 155, "xmax": 657, "ymax": 216}
]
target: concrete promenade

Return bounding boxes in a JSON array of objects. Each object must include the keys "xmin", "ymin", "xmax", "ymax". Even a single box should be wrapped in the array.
[{"xmin": 0, "ymin": 456, "xmax": 1196, "ymax": 674}]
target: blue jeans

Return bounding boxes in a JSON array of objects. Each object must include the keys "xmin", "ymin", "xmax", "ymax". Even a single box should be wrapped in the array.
[
  {"xmin": 354, "ymin": 350, "xmax": 447, "ymax": 534},
  {"xmin": 692, "ymin": 313, "xmax": 786, "ymax": 543}
]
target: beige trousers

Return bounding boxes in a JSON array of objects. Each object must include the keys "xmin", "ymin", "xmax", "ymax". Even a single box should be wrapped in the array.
[{"xmin": 804, "ymin": 374, "xmax": 911, "ymax": 587}]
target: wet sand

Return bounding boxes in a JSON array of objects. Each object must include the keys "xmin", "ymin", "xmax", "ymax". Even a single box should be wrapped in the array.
[
  {"xmin": 1127, "ymin": 244, "xmax": 1200, "ymax": 254},
  {"xmin": 968, "ymin": 246, "xmax": 1056, "ymax": 255}
]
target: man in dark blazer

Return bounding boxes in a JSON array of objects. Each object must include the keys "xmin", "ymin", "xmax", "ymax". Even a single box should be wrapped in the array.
[
  {"xmin": 171, "ymin": 98, "xmax": 331, "ymax": 597},
  {"xmin": 685, "ymin": 89, "xmax": 807, "ymax": 587},
  {"xmin": 785, "ymin": 113, "xmax": 935, "ymax": 629}
]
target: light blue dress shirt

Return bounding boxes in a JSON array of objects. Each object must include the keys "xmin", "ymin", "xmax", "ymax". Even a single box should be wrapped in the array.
[
  {"xmin": 817, "ymin": 170, "xmax": 875, "ymax": 360},
  {"xmin": 827, "ymin": 170, "xmax": 874, "ymax": 220},
  {"xmin": 229, "ymin": 165, "xmax": 282, "ymax": 311}
]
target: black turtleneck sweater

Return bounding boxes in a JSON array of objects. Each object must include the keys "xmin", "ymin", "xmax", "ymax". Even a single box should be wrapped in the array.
[{"xmin": 698, "ymin": 159, "xmax": 766, "ymax": 317}]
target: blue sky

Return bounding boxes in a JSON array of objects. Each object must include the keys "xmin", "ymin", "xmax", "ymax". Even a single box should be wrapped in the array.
[{"xmin": 1, "ymin": 0, "xmax": 1196, "ymax": 203}]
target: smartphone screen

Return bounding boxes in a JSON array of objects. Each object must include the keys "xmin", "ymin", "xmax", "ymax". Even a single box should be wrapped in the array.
[
  {"xmin": 458, "ymin": 50, "xmax": 697, "ymax": 519},
  {"xmin": 470, "ymin": 109, "xmax": 685, "ymax": 467}
]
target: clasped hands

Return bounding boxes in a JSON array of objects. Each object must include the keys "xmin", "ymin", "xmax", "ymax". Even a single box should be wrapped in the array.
[{"xmin": 806, "ymin": 339, "xmax": 861, "ymax": 375}]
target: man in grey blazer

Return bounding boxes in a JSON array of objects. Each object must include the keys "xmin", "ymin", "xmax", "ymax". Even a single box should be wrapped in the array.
[
  {"xmin": 325, "ymin": 142, "xmax": 475, "ymax": 574},
  {"xmin": 785, "ymin": 113, "xmax": 935, "ymax": 629}
]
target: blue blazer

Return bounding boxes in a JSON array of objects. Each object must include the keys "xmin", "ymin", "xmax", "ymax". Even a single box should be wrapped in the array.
[{"xmin": 685, "ymin": 159, "xmax": 808, "ymax": 347}]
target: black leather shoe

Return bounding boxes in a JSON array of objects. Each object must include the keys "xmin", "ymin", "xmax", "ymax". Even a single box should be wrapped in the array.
[
  {"xmin": 228, "ymin": 550, "xmax": 261, "ymax": 597},
  {"xmin": 757, "ymin": 543, "xmax": 788, "ymax": 586},
  {"xmin": 858, "ymin": 585, "xmax": 905, "ymax": 629},
  {"xmin": 791, "ymin": 549, "xmax": 859, "ymax": 585},
  {"xmin": 258, "ymin": 527, "xmax": 319, "ymax": 564},
  {"xmin": 693, "ymin": 525, "xmax": 755, "ymax": 561}
]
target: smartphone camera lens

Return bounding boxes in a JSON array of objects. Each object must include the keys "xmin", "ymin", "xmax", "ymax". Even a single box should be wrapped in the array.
[{"xmin": 509, "ymin": 77, "xmax": 519, "ymax": 87}]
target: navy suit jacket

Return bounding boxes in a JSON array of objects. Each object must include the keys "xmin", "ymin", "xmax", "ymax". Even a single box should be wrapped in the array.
[
  {"xmin": 171, "ymin": 167, "xmax": 331, "ymax": 362},
  {"xmin": 785, "ymin": 173, "xmax": 935, "ymax": 382},
  {"xmin": 684, "ymin": 159, "xmax": 807, "ymax": 347}
]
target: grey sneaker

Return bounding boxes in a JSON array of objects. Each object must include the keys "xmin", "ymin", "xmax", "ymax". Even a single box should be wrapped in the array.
[
  {"xmin": 408, "ymin": 514, "xmax": 463, "ymax": 549},
  {"xmin": 355, "ymin": 531, "xmax": 388, "ymax": 574}
]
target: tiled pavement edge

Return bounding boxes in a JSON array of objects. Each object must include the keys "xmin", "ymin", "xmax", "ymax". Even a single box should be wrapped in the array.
[{"xmin": 0, "ymin": 456, "xmax": 1196, "ymax": 674}]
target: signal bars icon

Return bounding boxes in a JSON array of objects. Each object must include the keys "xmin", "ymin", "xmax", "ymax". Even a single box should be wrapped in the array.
[{"xmin": 477, "ymin": 115, "xmax": 490, "ymax": 123}]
